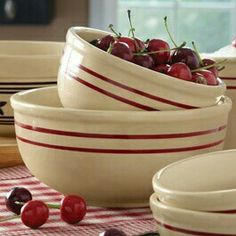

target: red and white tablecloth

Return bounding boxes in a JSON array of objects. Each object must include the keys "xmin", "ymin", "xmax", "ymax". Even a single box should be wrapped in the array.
[{"xmin": 0, "ymin": 165, "xmax": 156, "ymax": 235}]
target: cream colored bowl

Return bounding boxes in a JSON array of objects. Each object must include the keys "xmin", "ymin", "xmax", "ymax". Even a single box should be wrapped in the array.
[
  {"xmin": 150, "ymin": 193, "xmax": 236, "ymax": 236},
  {"xmin": 0, "ymin": 41, "xmax": 64, "ymax": 136},
  {"xmin": 0, "ymin": 41, "xmax": 64, "ymax": 78},
  {"xmin": 11, "ymin": 87, "xmax": 231, "ymax": 207},
  {"xmin": 57, "ymin": 27, "xmax": 226, "ymax": 111},
  {"xmin": 202, "ymin": 52, "xmax": 236, "ymax": 149},
  {"xmin": 153, "ymin": 149, "xmax": 236, "ymax": 212}
]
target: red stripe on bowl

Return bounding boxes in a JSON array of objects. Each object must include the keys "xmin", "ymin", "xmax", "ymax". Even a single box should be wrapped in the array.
[
  {"xmin": 156, "ymin": 219, "xmax": 236, "ymax": 236},
  {"xmin": 69, "ymin": 74, "xmax": 158, "ymax": 111},
  {"xmin": 226, "ymin": 86, "xmax": 236, "ymax": 90},
  {"xmin": 220, "ymin": 77, "xmax": 236, "ymax": 81},
  {"xmin": 15, "ymin": 121, "xmax": 226, "ymax": 140},
  {"xmin": 16, "ymin": 135, "xmax": 224, "ymax": 154},
  {"xmin": 77, "ymin": 64, "xmax": 198, "ymax": 109}
]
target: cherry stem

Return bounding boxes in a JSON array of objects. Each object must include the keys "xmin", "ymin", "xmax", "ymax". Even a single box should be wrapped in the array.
[
  {"xmin": 108, "ymin": 24, "xmax": 121, "ymax": 38},
  {"xmin": 15, "ymin": 201, "xmax": 60, "ymax": 209},
  {"xmin": 0, "ymin": 215, "xmax": 19, "ymax": 223},
  {"xmin": 133, "ymin": 41, "xmax": 186, "ymax": 56},
  {"xmin": 127, "ymin": 10, "xmax": 135, "ymax": 39},
  {"xmin": 164, "ymin": 16, "xmax": 178, "ymax": 48},
  {"xmin": 192, "ymin": 41, "xmax": 203, "ymax": 66},
  {"xmin": 191, "ymin": 59, "xmax": 227, "ymax": 72},
  {"xmin": 107, "ymin": 43, "xmax": 113, "ymax": 54}
]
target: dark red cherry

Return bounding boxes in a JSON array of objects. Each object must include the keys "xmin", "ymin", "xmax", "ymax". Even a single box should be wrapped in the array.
[
  {"xmin": 168, "ymin": 62, "xmax": 192, "ymax": 81},
  {"xmin": 97, "ymin": 35, "xmax": 115, "ymax": 51},
  {"xmin": 99, "ymin": 228, "xmax": 127, "ymax": 236},
  {"xmin": 116, "ymin": 37, "xmax": 136, "ymax": 52},
  {"xmin": 133, "ymin": 54, "xmax": 154, "ymax": 69},
  {"xmin": 197, "ymin": 70, "xmax": 218, "ymax": 85},
  {"xmin": 154, "ymin": 64, "xmax": 170, "ymax": 74},
  {"xmin": 111, "ymin": 42, "xmax": 133, "ymax": 61},
  {"xmin": 171, "ymin": 48, "xmax": 200, "ymax": 70},
  {"xmin": 202, "ymin": 58, "xmax": 218, "ymax": 77},
  {"xmin": 147, "ymin": 39, "xmax": 170, "ymax": 65},
  {"xmin": 134, "ymin": 38, "xmax": 146, "ymax": 52},
  {"xmin": 5, "ymin": 187, "xmax": 32, "ymax": 215}
]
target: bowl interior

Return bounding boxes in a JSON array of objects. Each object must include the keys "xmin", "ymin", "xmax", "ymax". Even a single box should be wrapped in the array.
[{"xmin": 156, "ymin": 150, "xmax": 236, "ymax": 192}]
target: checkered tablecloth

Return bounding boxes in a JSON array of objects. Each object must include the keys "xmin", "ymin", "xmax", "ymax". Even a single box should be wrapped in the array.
[{"xmin": 0, "ymin": 165, "xmax": 156, "ymax": 236}]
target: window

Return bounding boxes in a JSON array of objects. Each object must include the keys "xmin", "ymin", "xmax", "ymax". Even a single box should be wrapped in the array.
[{"xmin": 89, "ymin": 0, "xmax": 236, "ymax": 52}]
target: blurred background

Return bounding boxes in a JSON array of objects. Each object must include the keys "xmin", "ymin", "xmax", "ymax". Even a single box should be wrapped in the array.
[{"xmin": 0, "ymin": 0, "xmax": 235, "ymax": 53}]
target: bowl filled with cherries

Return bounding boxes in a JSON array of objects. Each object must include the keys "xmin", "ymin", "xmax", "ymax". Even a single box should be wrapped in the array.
[{"xmin": 58, "ymin": 12, "xmax": 226, "ymax": 111}]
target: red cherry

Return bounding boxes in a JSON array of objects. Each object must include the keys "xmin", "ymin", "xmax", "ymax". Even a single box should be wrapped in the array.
[
  {"xmin": 60, "ymin": 195, "xmax": 87, "ymax": 224},
  {"xmin": 21, "ymin": 200, "xmax": 49, "ymax": 229},
  {"xmin": 116, "ymin": 37, "xmax": 136, "ymax": 52},
  {"xmin": 147, "ymin": 39, "xmax": 170, "ymax": 65},
  {"xmin": 111, "ymin": 42, "xmax": 133, "ymax": 61},
  {"xmin": 232, "ymin": 37, "xmax": 236, "ymax": 48},
  {"xmin": 167, "ymin": 62, "xmax": 192, "ymax": 81},
  {"xmin": 133, "ymin": 54, "xmax": 154, "ymax": 69},
  {"xmin": 154, "ymin": 64, "xmax": 170, "ymax": 74},
  {"xmin": 171, "ymin": 48, "xmax": 200, "ymax": 70},
  {"xmin": 197, "ymin": 70, "xmax": 218, "ymax": 85},
  {"xmin": 134, "ymin": 38, "xmax": 145, "ymax": 52},
  {"xmin": 192, "ymin": 72, "xmax": 207, "ymax": 84},
  {"xmin": 97, "ymin": 35, "xmax": 115, "ymax": 51},
  {"xmin": 202, "ymin": 58, "xmax": 218, "ymax": 77}
]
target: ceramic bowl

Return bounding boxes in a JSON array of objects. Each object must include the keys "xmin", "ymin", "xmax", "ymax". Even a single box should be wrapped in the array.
[
  {"xmin": 57, "ymin": 27, "xmax": 226, "ymax": 111},
  {"xmin": 202, "ymin": 51, "xmax": 236, "ymax": 149},
  {"xmin": 11, "ymin": 87, "xmax": 231, "ymax": 207},
  {"xmin": 150, "ymin": 193, "xmax": 236, "ymax": 236},
  {"xmin": 153, "ymin": 149, "xmax": 236, "ymax": 212},
  {"xmin": 0, "ymin": 41, "xmax": 64, "ymax": 136},
  {"xmin": 0, "ymin": 40, "xmax": 64, "ymax": 78}
]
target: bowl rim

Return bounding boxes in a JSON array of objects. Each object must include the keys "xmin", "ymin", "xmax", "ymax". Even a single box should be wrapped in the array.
[
  {"xmin": 11, "ymin": 86, "xmax": 232, "ymax": 122},
  {"xmin": 67, "ymin": 26, "xmax": 226, "ymax": 94},
  {"xmin": 153, "ymin": 149, "xmax": 236, "ymax": 197},
  {"xmin": 150, "ymin": 193, "xmax": 236, "ymax": 226}
]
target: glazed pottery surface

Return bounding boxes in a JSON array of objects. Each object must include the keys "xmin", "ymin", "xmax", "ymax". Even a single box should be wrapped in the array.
[
  {"xmin": 150, "ymin": 193, "xmax": 236, "ymax": 236},
  {"xmin": 58, "ymin": 27, "xmax": 226, "ymax": 111},
  {"xmin": 11, "ymin": 87, "xmax": 231, "ymax": 207},
  {"xmin": 153, "ymin": 149, "xmax": 236, "ymax": 212},
  {"xmin": 0, "ymin": 41, "xmax": 64, "ymax": 136}
]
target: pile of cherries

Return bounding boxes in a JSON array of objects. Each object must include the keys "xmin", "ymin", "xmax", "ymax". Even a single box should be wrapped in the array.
[
  {"xmin": 90, "ymin": 11, "xmax": 224, "ymax": 86},
  {"xmin": 3, "ymin": 187, "xmax": 87, "ymax": 229}
]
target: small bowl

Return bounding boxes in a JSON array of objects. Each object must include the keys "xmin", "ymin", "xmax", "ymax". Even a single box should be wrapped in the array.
[
  {"xmin": 202, "ymin": 50, "xmax": 236, "ymax": 149},
  {"xmin": 153, "ymin": 149, "xmax": 236, "ymax": 212},
  {"xmin": 0, "ymin": 40, "xmax": 64, "ymax": 136},
  {"xmin": 150, "ymin": 193, "xmax": 236, "ymax": 236},
  {"xmin": 11, "ymin": 87, "xmax": 231, "ymax": 207},
  {"xmin": 57, "ymin": 27, "xmax": 226, "ymax": 111}
]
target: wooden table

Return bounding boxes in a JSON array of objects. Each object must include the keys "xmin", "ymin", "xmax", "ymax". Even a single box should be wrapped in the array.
[{"xmin": 0, "ymin": 136, "xmax": 23, "ymax": 168}]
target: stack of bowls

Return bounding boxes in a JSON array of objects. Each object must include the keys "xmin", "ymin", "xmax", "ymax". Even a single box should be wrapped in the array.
[
  {"xmin": 201, "ymin": 44, "xmax": 236, "ymax": 149},
  {"xmin": 0, "ymin": 41, "xmax": 64, "ymax": 136},
  {"xmin": 11, "ymin": 27, "xmax": 231, "ymax": 207},
  {"xmin": 151, "ymin": 150, "xmax": 236, "ymax": 235}
]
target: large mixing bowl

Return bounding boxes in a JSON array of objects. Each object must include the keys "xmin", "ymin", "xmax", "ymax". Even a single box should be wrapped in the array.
[{"xmin": 11, "ymin": 87, "xmax": 231, "ymax": 207}]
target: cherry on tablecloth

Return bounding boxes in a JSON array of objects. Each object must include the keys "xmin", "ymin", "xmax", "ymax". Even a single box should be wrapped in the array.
[{"xmin": 0, "ymin": 165, "xmax": 156, "ymax": 236}]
